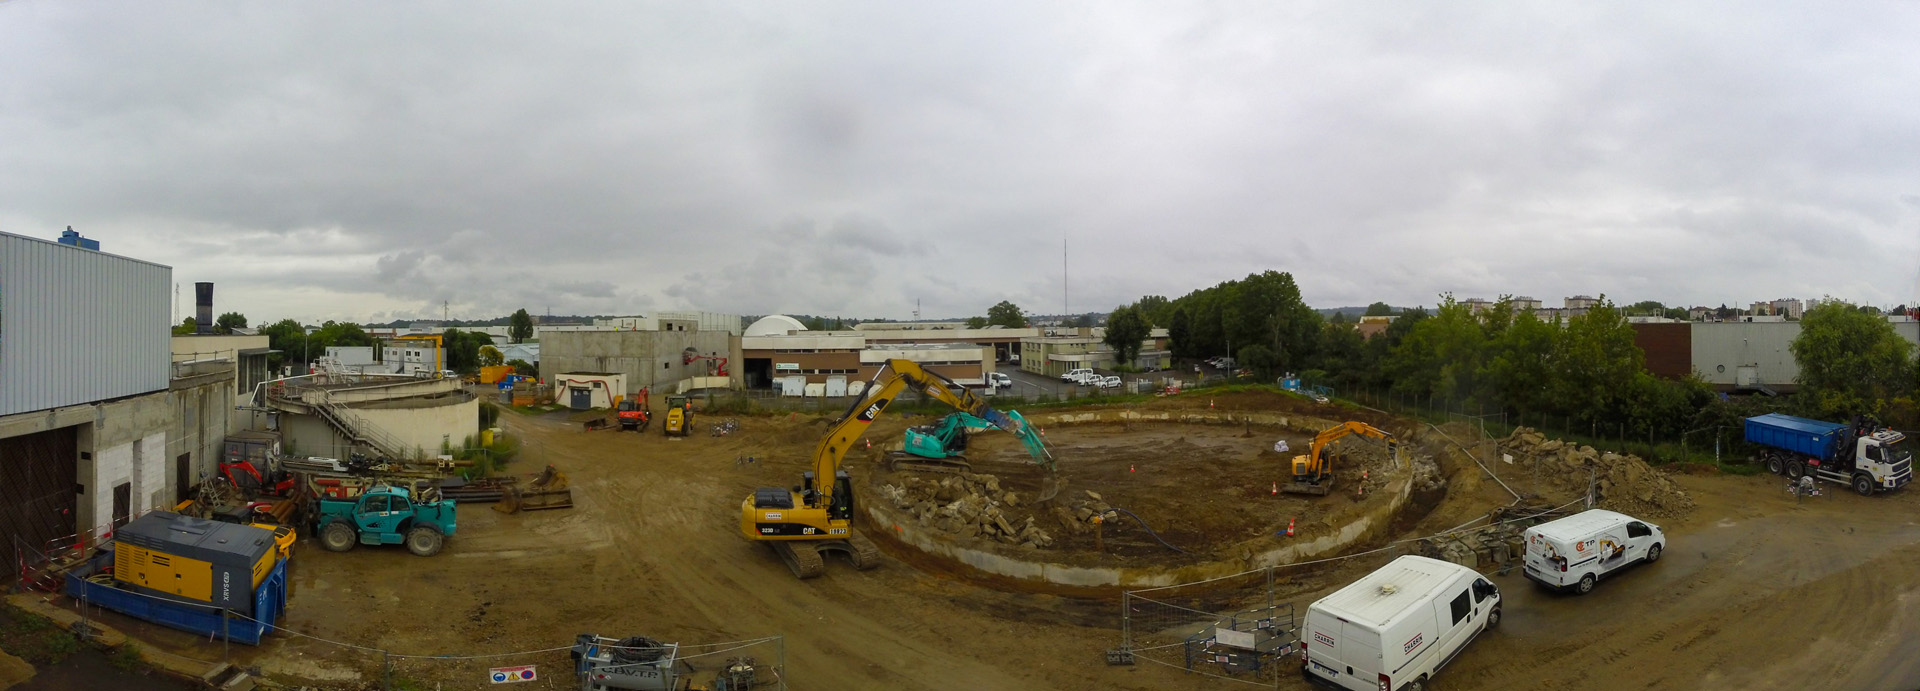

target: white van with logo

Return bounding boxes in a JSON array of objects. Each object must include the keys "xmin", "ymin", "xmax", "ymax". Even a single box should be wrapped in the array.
[
  {"xmin": 1061, "ymin": 368, "xmax": 1094, "ymax": 383},
  {"xmin": 1522, "ymin": 509, "xmax": 1664, "ymax": 594},
  {"xmin": 1303, "ymin": 555, "xmax": 1500, "ymax": 691}
]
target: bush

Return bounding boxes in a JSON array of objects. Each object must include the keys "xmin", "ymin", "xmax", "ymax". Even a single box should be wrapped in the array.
[{"xmin": 478, "ymin": 401, "xmax": 501, "ymax": 429}]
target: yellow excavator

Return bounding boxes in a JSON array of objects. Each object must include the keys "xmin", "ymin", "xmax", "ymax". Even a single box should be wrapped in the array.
[
  {"xmin": 739, "ymin": 359, "xmax": 1052, "ymax": 579},
  {"xmin": 1285, "ymin": 421, "xmax": 1396, "ymax": 496}
]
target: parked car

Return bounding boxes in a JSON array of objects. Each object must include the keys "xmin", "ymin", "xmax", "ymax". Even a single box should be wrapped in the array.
[
  {"xmin": 1098, "ymin": 375, "xmax": 1121, "ymax": 389},
  {"xmin": 988, "ymin": 372, "xmax": 1014, "ymax": 389},
  {"xmin": 1522, "ymin": 509, "xmax": 1665, "ymax": 594},
  {"xmin": 1304, "ymin": 555, "xmax": 1500, "ymax": 691},
  {"xmin": 1061, "ymin": 368, "xmax": 1094, "ymax": 383},
  {"xmin": 1074, "ymin": 371, "xmax": 1103, "ymax": 386}
]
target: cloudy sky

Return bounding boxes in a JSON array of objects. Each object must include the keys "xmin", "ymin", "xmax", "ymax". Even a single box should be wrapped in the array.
[{"xmin": 4, "ymin": 2, "xmax": 1918, "ymax": 324}]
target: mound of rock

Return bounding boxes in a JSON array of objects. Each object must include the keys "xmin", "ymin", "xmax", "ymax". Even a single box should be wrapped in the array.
[
  {"xmin": 1502, "ymin": 427, "xmax": 1693, "ymax": 518},
  {"xmin": 876, "ymin": 473, "xmax": 1055, "ymax": 549}
]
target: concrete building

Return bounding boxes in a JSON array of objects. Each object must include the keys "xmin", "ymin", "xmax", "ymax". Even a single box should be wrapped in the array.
[
  {"xmin": 539, "ymin": 328, "xmax": 740, "ymax": 395},
  {"xmin": 0, "ymin": 232, "xmax": 232, "ymax": 571},
  {"xmin": 1634, "ymin": 318, "xmax": 1920, "ymax": 392},
  {"xmin": 172, "ymin": 332, "xmax": 275, "ymax": 432},
  {"xmin": 1018, "ymin": 334, "xmax": 1172, "ymax": 377},
  {"xmin": 739, "ymin": 316, "xmax": 1026, "ymax": 390},
  {"xmin": 1356, "ymin": 315, "xmax": 1394, "ymax": 340}
]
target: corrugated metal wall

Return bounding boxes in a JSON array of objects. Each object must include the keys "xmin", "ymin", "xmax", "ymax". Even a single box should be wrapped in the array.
[{"xmin": 1, "ymin": 232, "xmax": 170, "ymax": 416}]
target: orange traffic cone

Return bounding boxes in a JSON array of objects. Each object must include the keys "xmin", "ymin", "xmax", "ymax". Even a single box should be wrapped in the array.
[
  {"xmin": 1271, "ymin": 482, "xmax": 1278, "ymax": 495},
  {"xmin": 865, "ymin": 438, "xmax": 871, "ymax": 449},
  {"xmin": 1210, "ymin": 399, "xmax": 1215, "ymax": 408},
  {"xmin": 1286, "ymin": 518, "xmax": 1296, "ymax": 537}
]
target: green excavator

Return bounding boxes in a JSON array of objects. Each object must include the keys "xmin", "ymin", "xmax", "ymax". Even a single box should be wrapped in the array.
[{"xmin": 888, "ymin": 410, "xmax": 1052, "ymax": 474}]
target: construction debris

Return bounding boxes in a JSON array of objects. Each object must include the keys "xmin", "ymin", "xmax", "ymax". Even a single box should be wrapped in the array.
[
  {"xmin": 877, "ymin": 474, "xmax": 1056, "ymax": 549},
  {"xmin": 494, "ymin": 465, "xmax": 575, "ymax": 513},
  {"xmin": 1500, "ymin": 427, "xmax": 1694, "ymax": 518}
]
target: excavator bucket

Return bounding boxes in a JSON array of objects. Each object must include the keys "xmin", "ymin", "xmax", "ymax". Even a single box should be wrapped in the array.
[
  {"xmin": 1282, "ymin": 481, "xmax": 1331, "ymax": 496},
  {"xmin": 494, "ymin": 465, "xmax": 575, "ymax": 513}
]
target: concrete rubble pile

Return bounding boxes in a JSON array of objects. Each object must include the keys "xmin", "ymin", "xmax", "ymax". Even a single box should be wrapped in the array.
[
  {"xmin": 1501, "ymin": 427, "xmax": 1694, "ymax": 518},
  {"xmin": 877, "ymin": 473, "xmax": 1056, "ymax": 549}
]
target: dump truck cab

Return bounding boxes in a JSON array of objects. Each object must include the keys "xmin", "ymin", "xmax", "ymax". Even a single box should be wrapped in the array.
[{"xmin": 316, "ymin": 485, "xmax": 456, "ymax": 557}]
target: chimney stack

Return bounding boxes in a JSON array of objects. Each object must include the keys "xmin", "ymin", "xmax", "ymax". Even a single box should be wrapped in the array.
[{"xmin": 195, "ymin": 282, "xmax": 214, "ymax": 334}]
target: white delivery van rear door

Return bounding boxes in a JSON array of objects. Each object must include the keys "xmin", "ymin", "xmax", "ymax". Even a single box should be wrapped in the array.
[{"xmin": 1304, "ymin": 608, "xmax": 1381, "ymax": 691}]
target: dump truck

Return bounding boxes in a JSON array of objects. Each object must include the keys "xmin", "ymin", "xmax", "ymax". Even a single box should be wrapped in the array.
[
  {"xmin": 315, "ymin": 485, "xmax": 457, "ymax": 556},
  {"xmin": 1747, "ymin": 413, "xmax": 1913, "ymax": 495}
]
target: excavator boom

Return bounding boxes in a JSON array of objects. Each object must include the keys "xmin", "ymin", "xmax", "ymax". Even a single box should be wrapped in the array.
[{"xmin": 739, "ymin": 359, "xmax": 1055, "ymax": 579}]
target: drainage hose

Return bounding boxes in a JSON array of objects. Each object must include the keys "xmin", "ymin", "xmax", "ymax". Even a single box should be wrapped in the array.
[{"xmin": 1105, "ymin": 507, "xmax": 1188, "ymax": 554}]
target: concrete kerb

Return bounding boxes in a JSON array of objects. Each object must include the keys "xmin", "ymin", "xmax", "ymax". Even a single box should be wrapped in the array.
[
  {"xmin": 4, "ymin": 592, "xmax": 227, "ymax": 687},
  {"xmin": 861, "ymin": 408, "xmax": 1419, "ymax": 590}
]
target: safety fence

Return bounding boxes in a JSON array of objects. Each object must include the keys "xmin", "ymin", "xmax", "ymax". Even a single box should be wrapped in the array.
[{"xmin": 1116, "ymin": 496, "xmax": 1587, "ymax": 687}]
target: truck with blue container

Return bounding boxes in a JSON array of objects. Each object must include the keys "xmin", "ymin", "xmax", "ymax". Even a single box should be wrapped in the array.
[{"xmin": 1746, "ymin": 413, "xmax": 1913, "ymax": 495}]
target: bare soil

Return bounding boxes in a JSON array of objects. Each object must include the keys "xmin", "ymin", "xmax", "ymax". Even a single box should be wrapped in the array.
[{"xmin": 64, "ymin": 391, "xmax": 1920, "ymax": 690}]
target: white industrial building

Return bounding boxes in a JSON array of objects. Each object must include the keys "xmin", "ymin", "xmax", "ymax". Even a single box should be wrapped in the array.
[{"xmin": 0, "ymin": 232, "xmax": 244, "ymax": 573}]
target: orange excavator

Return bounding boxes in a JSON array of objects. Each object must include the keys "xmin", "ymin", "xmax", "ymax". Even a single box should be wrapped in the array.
[
  {"xmin": 1285, "ymin": 421, "xmax": 1396, "ymax": 496},
  {"xmin": 617, "ymin": 388, "xmax": 652, "ymax": 432}
]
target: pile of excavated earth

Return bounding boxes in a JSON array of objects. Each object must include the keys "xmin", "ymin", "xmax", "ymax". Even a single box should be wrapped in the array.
[
  {"xmin": 1502, "ymin": 427, "xmax": 1694, "ymax": 518},
  {"xmin": 875, "ymin": 473, "xmax": 1058, "ymax": 549}
]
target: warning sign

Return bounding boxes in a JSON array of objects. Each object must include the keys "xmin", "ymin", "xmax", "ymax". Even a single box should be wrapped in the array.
[{"xmin": 489, "ymin": 665, "xmax": 537, "ymax": 683}]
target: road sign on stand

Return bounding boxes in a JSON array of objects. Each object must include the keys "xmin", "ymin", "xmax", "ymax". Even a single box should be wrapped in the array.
[{"xmin": 489, "ymin": 665, "xmax": 537, "ymax": 683}]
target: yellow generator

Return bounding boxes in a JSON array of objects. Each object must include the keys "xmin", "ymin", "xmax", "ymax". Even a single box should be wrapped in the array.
[{"xmin": 114, "ymin": 512, "xmax": 278, "ymax": 617}]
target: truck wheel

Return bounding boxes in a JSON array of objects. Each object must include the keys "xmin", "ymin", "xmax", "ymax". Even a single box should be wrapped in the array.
[
  {"xmin": 1766, "ymin": 455, "xmax": 1784, "ymax": 475},
  {"xmin": 1786, "ymin": 461, "xmax": 1805, "ymax": 479},
  {"xmin": 405, "ymin": 526, "xmax": 445, "ymax": 557},
  {"xmin": 1577, "ymin": 573, "xmax": 1596, "ymax": 595},
  {"xmin": 1854, "ymin": 474, "xmax": 1875, "ymax": 497},
  {"xmin": 1403, "ymin": 677, "xmax": 1427, "ymax": 691},
  {"xmin": 320, "ymin": 522, "xmax": 356, "ymax": 552},
  {"xmin": 1646, "ymin": 544, "xmax": 1661, "ymax": 562},
  {"xmin": 1485, "ymin": 605, "xmax": 1502, "ymax": 630}
]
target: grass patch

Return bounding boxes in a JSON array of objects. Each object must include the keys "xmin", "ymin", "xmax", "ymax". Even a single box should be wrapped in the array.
[
  {"xmin": 0, "ymin": 605, "xmax": 81, "ymax": 666},
  {"xmin": 108, "ymin": 643, "xmax": 143, "ymax": 672}
]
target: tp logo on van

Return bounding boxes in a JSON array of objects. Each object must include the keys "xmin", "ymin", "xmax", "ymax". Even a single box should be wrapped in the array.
[
  {"xmin": 1313, "ymin": 632, "xmax": 1335, "ymax": 647},
  {"xmin": 1403, "ymin": 633, "xmax": 1423, "ymax": 654}
]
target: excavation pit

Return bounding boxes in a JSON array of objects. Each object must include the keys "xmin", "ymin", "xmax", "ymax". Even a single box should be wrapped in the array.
[{"xmin": 863, "ymin": 410, "xmax": 1432, "ymax": 588}]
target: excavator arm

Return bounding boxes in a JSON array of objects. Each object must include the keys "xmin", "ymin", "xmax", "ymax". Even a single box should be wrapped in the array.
[
  {"xmin": 812, "ymin": 360, "xmax": 1040, "ymax": 493},
  {"xmin": 1284, "ymin": 421, "xmax": 1395, "ymax": 496}
]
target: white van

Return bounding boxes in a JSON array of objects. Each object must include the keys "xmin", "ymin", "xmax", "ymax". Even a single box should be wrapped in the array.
[
  {"xmin": 1061, "ymin": 368, "xmax": 1094, "ymax": 383},
  {"xmin": 1522, "ymin": 509, "xmax": 1665, "ymax": 594},
  {"xmin": 1303, "ymin": 555, "xmax": 1500, "ymax": 691}
]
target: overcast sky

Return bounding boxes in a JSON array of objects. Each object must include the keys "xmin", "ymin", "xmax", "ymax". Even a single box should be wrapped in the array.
[{"xmin": 4, "ymin": 2, "xmax": 1918, "ymax": 324}]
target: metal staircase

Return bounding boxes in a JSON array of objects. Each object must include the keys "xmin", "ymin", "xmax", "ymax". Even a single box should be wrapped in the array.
[{"xmin": 312, "ymin": 393, "xmax": 407, "ymax": 459}]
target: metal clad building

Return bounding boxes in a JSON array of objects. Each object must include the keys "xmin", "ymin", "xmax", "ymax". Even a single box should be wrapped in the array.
[{"xmin": 1, "ymin": 232, "xmax": 170, "ymax": 416}]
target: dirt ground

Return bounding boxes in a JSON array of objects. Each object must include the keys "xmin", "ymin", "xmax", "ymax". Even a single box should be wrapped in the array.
[{"xmin": 72, "ymin": 392, "xmax": 1920, "ymax": 690}]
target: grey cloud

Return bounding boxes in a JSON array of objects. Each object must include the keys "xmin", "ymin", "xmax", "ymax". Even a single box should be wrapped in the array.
[{"xmin": 4, "ymin": 1, "xmax": 1920, "ymax": 321}]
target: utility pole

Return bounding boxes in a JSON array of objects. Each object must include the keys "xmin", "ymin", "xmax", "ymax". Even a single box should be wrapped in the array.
[{"xmin": 1063, "ymin": 237, "xmax": 1069, "ymax": 322}]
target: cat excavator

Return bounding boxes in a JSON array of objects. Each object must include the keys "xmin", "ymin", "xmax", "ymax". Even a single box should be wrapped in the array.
[
  {"xmin": 1285, "ymin": 421, "xmax": 1396, "ymax": 496},
  {"xmin": 739, "ymin": 359, "xmax": 1055, "ymax": 579}
]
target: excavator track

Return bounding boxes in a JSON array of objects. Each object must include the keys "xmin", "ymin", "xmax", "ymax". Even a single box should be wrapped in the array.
[
  {"xmin": 886, "ymin": 452, "xmax": 973, "ymax": 475},
  {"xmin": 768, "ymin": 541, "xmax": 825, "ymax": 579},
  {"xmin": 846, "ymin": 532, "xmax": 882, "ymax": 570}
]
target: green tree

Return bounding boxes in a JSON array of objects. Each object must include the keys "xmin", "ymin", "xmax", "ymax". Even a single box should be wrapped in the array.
[
  {"xmin": 1791, "ymin": 301, "xmax": 1914, "ymax": 419},
  {"xmin": 507, "ymin": 359, "xmax": 538, "ymax": 376},
  {"xmin": 1136, "ymin": 295, "xmax": 1172, "ymax": 326},
  {"xmin": 215, "ymin": 312, "xmax": 248, "ymax": 334},
  {"xmin": 1237, "ymin": 344, "xmax": 1279, "ymax": 379},
  {"xmin": 171, "ymin": 317, "xmax": 197, "ymax": 335},
  {"xmin": 1364, "ymin": 302, "xmax": 1395, "ymax": 317},
  {"xmin": 440, "ymin": 328, "xmax": 497, "ymax": 373},
  {"xmin": 1103, "ymin": 305, "xmax": 1151, "ymax": 366},
  {"xmin": 478, "ymin": 345, "xmax": 505, "ymax": 367},
  {"xmin": 964, "ymin": 316, "xmax": 988, "ymax": 329},
  {"xmin": 1546, "ymin": 299, "xmax": 1643, "ymax": 425},
  {"xmin": 986, "ymin": 301, "xmax": 1028, "ymax": 328},
  {"xmin": 509, "ymin": 308, "xmax": 534, "ymax": 343},
  {"xmin": 260, "ymin": 319, "xmax": 307, "ymax": 367},
  {"xmin": 1167, "ymin": 308, "xmax": 1193, "ymax": 359}
]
